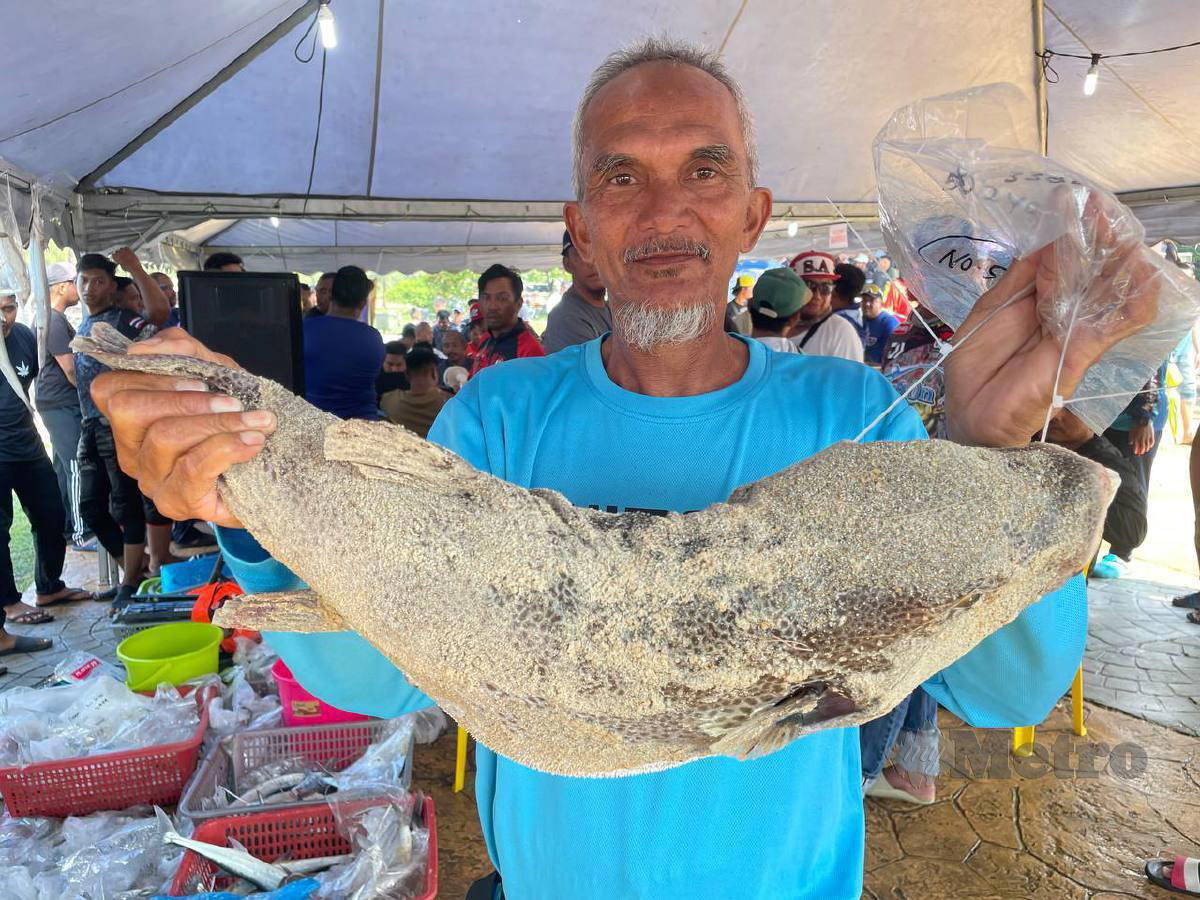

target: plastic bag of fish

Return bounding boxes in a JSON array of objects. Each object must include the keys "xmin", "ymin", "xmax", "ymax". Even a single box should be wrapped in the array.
[
  {"xmin": 157, "ymin": 789, "xmax": 429, "ymax": 899},
  {"xmin": 0, "ymin": 807, "xmax": 183, "ymax": 899},
  {"xmin": 198, "ymin": 717, "xmax": 414, "ymax": 813},
  {"xmin": 0, "ymin": 676, "xmax": 198, "ymax": 766}
]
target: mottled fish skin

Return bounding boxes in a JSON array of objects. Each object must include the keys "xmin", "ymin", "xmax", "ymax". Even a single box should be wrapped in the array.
[{"xmin": 75, "ymin": 323, "xmax": 1114, "ymax": 776}]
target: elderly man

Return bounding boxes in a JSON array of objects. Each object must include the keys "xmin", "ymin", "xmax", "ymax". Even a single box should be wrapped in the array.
[
  {"xmin": 541, "ymin": 230, "xmax": 611, "ymax": 353},
  {"xmin": 93, "ymin": 39, "xmax": 1153, "ymax": 899}
]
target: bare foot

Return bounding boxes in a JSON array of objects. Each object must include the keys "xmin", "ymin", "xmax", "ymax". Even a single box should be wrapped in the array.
[{"xmin": 36, "ymin": 587, "xmax": 94, "ymax": 607}]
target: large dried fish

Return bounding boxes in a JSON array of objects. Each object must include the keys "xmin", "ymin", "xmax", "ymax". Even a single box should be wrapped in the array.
[{"xmin": 76, "ymin": 324, "xmax": 1113, "ymax": 776}]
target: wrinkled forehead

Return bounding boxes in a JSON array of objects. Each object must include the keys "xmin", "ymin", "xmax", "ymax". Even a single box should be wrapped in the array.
[
  {"xmin": 580, "ymin": 62, "xmax": 746, "ymax": 171},
  {"xmin": 0, "ymin": 294, "xmax": 16, "ymax": 309}
]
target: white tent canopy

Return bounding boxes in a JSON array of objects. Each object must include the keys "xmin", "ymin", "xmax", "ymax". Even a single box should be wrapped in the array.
[{"xmin": 1, "ymin": 0, "xmax": 1198, "ymax": 269}]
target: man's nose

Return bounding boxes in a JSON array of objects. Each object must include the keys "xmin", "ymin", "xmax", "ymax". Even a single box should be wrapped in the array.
[{"xmin": 635, "ymin": 177, "xmax": 692, "ymax": 234}]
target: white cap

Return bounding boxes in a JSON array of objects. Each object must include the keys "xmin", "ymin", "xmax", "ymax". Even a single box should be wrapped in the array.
[
  {"xmin": 854, "ymin": 253, "xmax": 870, "ymax": 263},
  {"xmin": 46, "ymin": 261, "xmax": 75, "ymax": 285}
]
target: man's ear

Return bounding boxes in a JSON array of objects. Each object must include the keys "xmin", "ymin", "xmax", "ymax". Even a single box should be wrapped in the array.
[
  {"xmin": 740, "ymin": 187, "xmax": 773, "ymax": 254},
  {"xmin": 564, "ymin": 203, "xmax": 594, "ymax": 265}
]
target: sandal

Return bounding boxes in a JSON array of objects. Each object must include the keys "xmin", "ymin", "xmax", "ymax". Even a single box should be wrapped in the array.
[
  {"xmin": 36, "ymin": 587, "xmax": 96, "ymax": 607},
  {"xmin": 1174, "ymin": 591, "xmax": 1200, "ymax": 609},
  {"xmin": 1187, "ymin": 610, "xmax": 1200, "ymax": 625},
  {"xmin": 0, "ymin": 635, "xmax": 54, "ymax": 657},
  {"xmin": 6, "ymin": 608, "xmax": 54, "ymax": 626},
  {"xmin": 1146, "ymin": 856, "xmax": 1200, "ymax": 895}
]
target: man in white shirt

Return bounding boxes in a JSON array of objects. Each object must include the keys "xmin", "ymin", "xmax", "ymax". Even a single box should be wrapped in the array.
[{"xmin": 787, "ymin": 251, "xmax": 865, "ymax": 362}]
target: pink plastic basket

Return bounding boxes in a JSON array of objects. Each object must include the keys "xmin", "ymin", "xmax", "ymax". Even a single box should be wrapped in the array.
[
  {"xmin": 273, "ymin": 658, "xmax": 373, "ymax": 727},
  {"xmin": 0, "ymin": 686, "xmax": 214, "ymax": 817},
  {"xmin": 169, "ymin": 794, "xmax": 437, "ymax": 897}
]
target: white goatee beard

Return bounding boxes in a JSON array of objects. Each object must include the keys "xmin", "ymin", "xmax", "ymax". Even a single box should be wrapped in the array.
[{"xmin": 611, "ymin": 300, "xmax": 718, "ymax": 352}]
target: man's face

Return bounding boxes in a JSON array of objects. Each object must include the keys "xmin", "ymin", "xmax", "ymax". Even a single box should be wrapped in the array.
[
  {"xmin": 300, "ymin": 286, "xmax": 312, "ymax": 307},
  {"xmin": 116, "ymin": 283, "xmax": 143, "ymax": 314},
  {"xmin": 77, "ymin": 269, "xmax": 117, "ymax": 310},
  {"xmin": 854, "ymin": 259, "xmax": 867, "ymax": 272},
  {"xmin": 734, "ymin": 285, "xmax": 752, "ymax": 306},
  {"xmin": 861, "ymin": 294, "xmax": 881, "ymax": 319},
  {"xmin": 383, "ymin": 353, "xmax": 407, "ymax": 373},
  {"xmin": 415, "ymin": 322, "xmax": 434, "ymax": 344},
  {"xmin": 53, "ymin": 281, "xmax": 80, "ymax": 306},
  {"xmin": 480, "ymin": 276, "xmax": 522, "ymax": 333},
  {"xmin": 878, "ymin": 257, "xmax": 891, "ymax": 272},
  {"xmin": 442, "ymin": 330, "xmax": 467, "ymax": 365},
  {"xmin": 800, "ymin": 279, "xmax": 834, "ymax": 320},
  {"xmin": 0, "ymin": 295, "xmax": 16, "ymax": 336},
  {"xmin": 564, "ymin": 246, "xmax": 605, "ymax": 295},
  {"xmin": 315, "ymin": 276, "xmax": 333, "ymax": 313},
  {"xmin": 451, "ymin": 310, "xmax": 463, "ymax": 325},
  {"xmin": 152, "ymin": 273, "xmax": 176, "ymax": 306},
  {"xmin": 564, "ymin": 61, "xmax": 771, "ymax": 328}
]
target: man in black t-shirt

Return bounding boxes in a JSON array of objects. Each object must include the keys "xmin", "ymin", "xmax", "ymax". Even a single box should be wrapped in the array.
[
  {"xmin": 73, "ymin": 250, "xmax": 170, "ymax": 605},
  {"xmin": 0, "ymin": 291, "xmax": 93, "ymax": 654},
  {"xmin": 35, "ymin": 262, "xmax": 91, "ymax": 549}
]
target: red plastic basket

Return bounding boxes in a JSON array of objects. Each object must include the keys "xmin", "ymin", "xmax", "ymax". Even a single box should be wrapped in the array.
[
  {"xmin": 169, "ymin": 794, "xmax": 437, "ymax": 898},
  {"xmin": 0, "ymin": 685, "xmax": 214, "ymax": 817}
]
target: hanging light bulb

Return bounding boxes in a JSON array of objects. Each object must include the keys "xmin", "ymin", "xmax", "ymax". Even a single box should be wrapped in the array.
[
  {"xmin": 317, "ymin": 1, "xmax": 338, "ymax": 49},
  {"xmin": 1083, "ymin": 53, "xmax": 1100, "ymax": 96},
  {"xmin": 787, "ymin": 221, "xmax": 799, "ymax": 238},
  {"xmin": 270, "ymin": 216, "xmax": 281, "ymax": 228}
]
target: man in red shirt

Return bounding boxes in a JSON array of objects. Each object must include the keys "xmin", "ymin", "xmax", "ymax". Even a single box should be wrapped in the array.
[{"xmin": 469, "ymin": 264, "xmax": 545, "ymax": 377}]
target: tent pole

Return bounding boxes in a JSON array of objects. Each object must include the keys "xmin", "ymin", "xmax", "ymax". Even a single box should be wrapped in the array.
[
  {"xmin": 1033, "ymin": 0, "xmax": 1048, "ymax": 157},
  {"xmin": 77, "ymin": 1, "xmax": 320, "ymax": 191}
]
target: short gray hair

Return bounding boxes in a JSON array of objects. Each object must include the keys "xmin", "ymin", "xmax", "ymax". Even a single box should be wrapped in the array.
[{"xmin": 571, "ymin": 37, "xmax": 759, "ymax": 199}]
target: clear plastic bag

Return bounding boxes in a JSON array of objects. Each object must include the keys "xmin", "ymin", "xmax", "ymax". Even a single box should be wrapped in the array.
[
  {"xmin": 319, "ymin": 788, "xmax": 428, "ymax": 899},
  {"xmin": 0, "ymin": 676, "xmax": 198, "ymax": 766},
  {"xmin": 874, "ymin": 83, "xmax": 1200, "ymax": 433}
]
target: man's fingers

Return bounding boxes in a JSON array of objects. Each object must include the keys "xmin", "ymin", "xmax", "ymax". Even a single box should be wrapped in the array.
[
  {"xmin": 92, "ymin": 371, "xmax": 207, "ymax": 418},
  {"xmin": 148, "ymin": 432, "xmax": 264, "ymax": 526},
  {"xmin": 137, "ymin": 410, "xmax": 276, "ymax": 490}
]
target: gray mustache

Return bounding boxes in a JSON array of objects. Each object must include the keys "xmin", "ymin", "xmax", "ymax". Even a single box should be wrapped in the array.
[{"xmin": 623, "ymin": 237, "xmax": 710, "ymax": 264}]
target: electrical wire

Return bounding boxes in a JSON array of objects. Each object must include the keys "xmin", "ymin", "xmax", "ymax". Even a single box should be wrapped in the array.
[
  {"xmin": 302, "ymin": 47, "xmax": 328, "ymax": 214},
  {"xmin": 293, "ymin": 4, "xmax": 320, "ymax": 63},
  {"xmin": 1038, "ymin": 37, "xmax": 1200, "ymax": 82}
]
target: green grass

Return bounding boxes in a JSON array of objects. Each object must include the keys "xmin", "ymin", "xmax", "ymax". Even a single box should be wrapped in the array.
[{"xmin": 8, "ymin": 502, "xmax": 34, "ymax": 594}]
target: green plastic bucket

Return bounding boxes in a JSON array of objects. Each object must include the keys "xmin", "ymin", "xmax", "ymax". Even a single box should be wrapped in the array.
[{"xmin": 117, "ymin": 622, "xmax": 222, "ymax": 692}]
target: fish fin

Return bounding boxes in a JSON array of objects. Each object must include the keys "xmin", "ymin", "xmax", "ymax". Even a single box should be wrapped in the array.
[
  {"xmin": 709, "ymin": 681, "xmax": 858, "ymax": 760},
  {"xmin": 153, "ymin": 805, "xmax": 175, "ymax": 837},
  {"xmin": 323, "ymin": 418, "xmax": 462, "ymax": 483},
  {"xmin": 213, "ymin": 590, "xmax": 347, "ymax": 633}
]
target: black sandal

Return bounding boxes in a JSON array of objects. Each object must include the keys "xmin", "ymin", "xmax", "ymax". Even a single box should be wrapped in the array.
[
  {"xmin": 0, "ymin": 635, "xmax": 54, "ymax": 657},
  {"xmin": 1172, "ymin": 591, "xmax": 1200, "ymax": 609}
]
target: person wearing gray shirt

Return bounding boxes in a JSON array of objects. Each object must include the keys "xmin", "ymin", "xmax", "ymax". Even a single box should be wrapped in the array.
[{"xmin": 542, "ymin": 230, "xmax": 610, "ymax": 353}]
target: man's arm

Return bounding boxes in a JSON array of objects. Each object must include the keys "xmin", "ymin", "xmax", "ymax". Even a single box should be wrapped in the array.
[
  {"xmin": 112, "ymin": 247, "xmax": 170, "ymax": 328},
  {"xmin": 55, "ymin": 353, "xmax": 77, "ymax": 386}
]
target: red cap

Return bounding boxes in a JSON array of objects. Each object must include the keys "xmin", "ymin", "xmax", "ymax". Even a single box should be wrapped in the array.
[{"xmin": 788, "ymin": 251, "xmax": 840, "ymax": 281}]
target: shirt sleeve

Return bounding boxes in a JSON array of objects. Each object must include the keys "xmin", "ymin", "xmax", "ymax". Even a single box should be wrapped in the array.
[
  {"xmin": 215, "ymin": 527, "xmax": 434, "ymax": 718},
  {"xmin": 541, "ymin": 307, "xmax": 587, "ymax": 354},
  {"xmin": 46, "ymin": 314, "xmax": 71, "ymax": 356},
  {"xmin": 922, "ymin": 575, "xmax": 1086, "ymax": 727}
]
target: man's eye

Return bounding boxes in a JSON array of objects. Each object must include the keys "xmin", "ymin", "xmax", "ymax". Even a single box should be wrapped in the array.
[
  {"xmin": 609, "ymin": 174, "xmax": 634, "ymax": 186},
  {"xmin": 694, "ymin": 167, "xmax": 717, "ymax": 180}
]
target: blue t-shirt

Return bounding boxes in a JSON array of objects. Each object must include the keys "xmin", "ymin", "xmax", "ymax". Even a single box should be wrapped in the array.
[
  {"xmin": 75, "ymin": 305, "xmax": 156, "ymax": 420},
  {"xmin": 302, "ymin": 314, "xmax": 385, "ymax": 419},
  {"xmin": 862, "ymin": 312, "xmax": 900, "ymax": 365},
  {"xmin": 216, "ymin": 335, "xmax": 1086, "ymax": 899}
]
